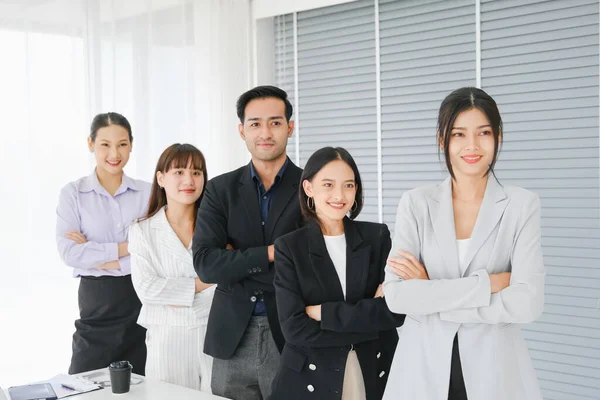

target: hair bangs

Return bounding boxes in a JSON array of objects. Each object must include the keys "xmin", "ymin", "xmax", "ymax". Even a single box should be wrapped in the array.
[{"xmin": 163, "ymin": 144, "xmax": 205, "ymax": 172}]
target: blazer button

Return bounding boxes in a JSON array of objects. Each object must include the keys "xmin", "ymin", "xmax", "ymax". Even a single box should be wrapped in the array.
[
  {"xmin": 250, "ymin": 296, "xmax": 257, "ymax": 302},
  {"xmin": 257, "ymin": 267, "xmax": 262, "ymax": 272},
  {"xmin": 307, "ymin": 385, "xmax": 314, "ymax": 392},
  {"xmin": 252, "ymin": 267, "xmax": 258, "ymax": 273},
  {"xmin": 309, "ymin": 364, "xmax": 316, "ymax": 371},
  {"xmin": 379, "ymin": 371, "xmax": 386, "ymax": 378},
  {"xmin": 248, "ymin": 269, "xmax": 253, "ymax": 273},
  {"xmin": 377, "ymin": 352, "xmax": 381, "ymax": 359},
  {"xmin": 254, "ymin": 290, "xmax": 259, "ymax": 295}
]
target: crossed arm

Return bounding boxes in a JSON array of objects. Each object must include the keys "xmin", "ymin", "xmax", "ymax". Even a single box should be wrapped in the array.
[{"xmin": 383, "ymin": 192, "xmax": 544, "ymax": 324}]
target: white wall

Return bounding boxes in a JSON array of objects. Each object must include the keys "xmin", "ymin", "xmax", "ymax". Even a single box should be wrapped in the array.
[{"xmin": 0, "ymin": 0, "xmax": 251, "ymax": 388}]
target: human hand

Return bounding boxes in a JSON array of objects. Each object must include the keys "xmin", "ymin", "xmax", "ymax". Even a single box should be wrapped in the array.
[
  {"xmin": 305, "ymin": 305, "xmax": 322, "ymax": 321},
  {"xmin": 387, "ymin": 250, "xmax": 429, "ymax": 280},
  {"xmin": 65, "ymin": 230, "xmax": 87, "ymax": 244},
  {"xmin": 268, "ymin": 245, "xmax": 275, "ymax": 262},
  {"xmin": 490, "ymin": 272, "xmax": 511, "ymax": 293},
  {"xmin": 118, "ymin": 242, "xmax": 129, "ymax": 257},
  {"xmin": 98, "ymin": 260, "xmax": 120, "ymax": 270}
]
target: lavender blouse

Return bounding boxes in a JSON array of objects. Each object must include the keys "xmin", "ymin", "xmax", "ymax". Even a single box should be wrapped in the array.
[{"xmin": 56, "ymin": 169, "xmax": 151, "ymax": 277}]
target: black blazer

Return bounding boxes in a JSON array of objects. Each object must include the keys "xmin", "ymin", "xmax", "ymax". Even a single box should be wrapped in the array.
[
  {"xmin": 193, "ymin": 159, "xmax": 303, "ymax": 359},
  {"xmin": 270, "ymin": 218, "xmax": 405, "ymax": 400}
]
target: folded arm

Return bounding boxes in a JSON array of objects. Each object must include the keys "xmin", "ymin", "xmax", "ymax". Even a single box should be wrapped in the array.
[
  {"xmin": 383, "ymin": 191, "xmax": 491, "ymax": 315},
  {"xmin": 439, "ymin": 195, "xmax": 545, "ymax": 324},
  {"xmin": 129, "ymin": 224, "xmax": 195, "ymax": 307},
  {"xmin": 322, "ymin": 228, "xmax": 405, "ymax": 332},
  {"xmin": 274, "ymin": 239, "xmax": 377, "ymax": 347},
  {"xmin": 56, "ymin": 185, "xmax": 119, "ymax": 269},
  {"xmin": 193, "ymin": 181, "xmax": 271, "ymax": 286}
]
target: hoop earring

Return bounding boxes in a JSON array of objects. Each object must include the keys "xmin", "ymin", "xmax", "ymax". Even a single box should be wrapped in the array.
[
  {"xmin": 306, "ymin": 196, "xmax": 314, "ymax": 210},
  {"xmin": 351, "ymin": 200, "xmax": 358, "ymax": 212}
]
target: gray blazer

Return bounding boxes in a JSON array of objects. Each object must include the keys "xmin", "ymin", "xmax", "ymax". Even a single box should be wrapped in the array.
[{"xmin": 382, "ymin": 177, "xmax": 545, "ymax": 400}]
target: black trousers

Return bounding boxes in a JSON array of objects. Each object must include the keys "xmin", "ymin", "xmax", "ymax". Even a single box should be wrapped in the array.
[
  {"xmin": 448, "ymin": 333, "xmax": 468, "ymax": 400},
  {"xmin": 69, "ymin": 275, "xmax": 146, "ymax": 375}
]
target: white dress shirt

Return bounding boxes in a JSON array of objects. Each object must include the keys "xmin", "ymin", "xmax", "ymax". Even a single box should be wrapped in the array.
[
  {"xmin": 456, "ymin": 238, "xmax": 471, "ymax": 276},
  {"xmin": 324, "ymin": 233, "xmax": 347, "ymax": 299}
]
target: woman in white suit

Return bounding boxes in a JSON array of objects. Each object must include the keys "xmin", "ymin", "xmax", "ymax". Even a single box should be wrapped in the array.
[
  {"xmin": 129, "ymin": 143, "xmax": 215, "ymax": 392},
  {"xmin": 383, "ymin": 87, "xmax": 545, "ymax": 400}
]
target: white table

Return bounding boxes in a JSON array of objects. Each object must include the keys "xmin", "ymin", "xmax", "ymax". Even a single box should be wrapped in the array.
[{"xmin": 3, "ymin": 369, "xmax": 229, "ymax": 400}]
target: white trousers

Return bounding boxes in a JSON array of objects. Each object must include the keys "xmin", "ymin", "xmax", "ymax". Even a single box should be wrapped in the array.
[
  {"xmin": 145, "ymin": 324, "xmax": 213, "ymax": 393},
  {"xmin": 342, "ymin": 350, "xmax": 366, "ymax": 400}
]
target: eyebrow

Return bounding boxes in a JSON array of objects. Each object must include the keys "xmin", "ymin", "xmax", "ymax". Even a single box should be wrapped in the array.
[
  {"xmin": 452, "ymin": 124, "xmax": 492, "ymax": 130},
  {"xmin": 246, "ymin": 116, "xmax": 285, "ymax": 122},
  {"xmin": 321, "ymin": 178, "xmax": 355, "ymax": 183}
]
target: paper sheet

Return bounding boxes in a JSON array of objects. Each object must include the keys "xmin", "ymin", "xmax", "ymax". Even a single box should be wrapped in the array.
[{"xmin": 47, "ymin": 375, "xmax": 101, "ymax": 399}]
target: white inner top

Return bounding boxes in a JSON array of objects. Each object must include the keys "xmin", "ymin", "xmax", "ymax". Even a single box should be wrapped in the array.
[
  {"xmin": 457, "ymin": 238, "xmax": 471, "ymax": 275},
  {"xmin": 324, "ymin": 233, "xmax": 347, "ymax": 299}
]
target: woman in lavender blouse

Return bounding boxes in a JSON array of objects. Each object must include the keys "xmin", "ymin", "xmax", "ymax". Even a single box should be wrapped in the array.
[{"xmin": 56, "ymin": 112, "xmax": 151, "ymax": 375}]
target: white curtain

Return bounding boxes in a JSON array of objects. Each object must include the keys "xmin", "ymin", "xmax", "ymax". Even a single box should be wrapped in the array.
[{"xmin": 0, "ymin": 0, "xmax": 250, "ymax": 386}]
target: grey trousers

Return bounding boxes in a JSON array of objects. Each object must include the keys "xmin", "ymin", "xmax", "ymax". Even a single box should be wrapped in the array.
[{"xmin": 211, "ymin": 316, "xmax": 281, "ymax": 400}]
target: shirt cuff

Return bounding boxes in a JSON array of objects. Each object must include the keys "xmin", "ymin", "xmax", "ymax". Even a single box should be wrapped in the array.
[
  {"xmin": 119, "ymin": 255, "xmax": 131, "ymax": 275},
  {"xmin": 103, "ymin": 243, "xmax": 119, "ymax": 263},
  {"xmin": 473, "ymin": 269, "xmax": 492, "ymax": 307}
]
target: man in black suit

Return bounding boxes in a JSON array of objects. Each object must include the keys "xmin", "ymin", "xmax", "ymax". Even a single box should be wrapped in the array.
[{"xmin": 193, "ymin": 86, "xmax": 303, "ymax": 399}]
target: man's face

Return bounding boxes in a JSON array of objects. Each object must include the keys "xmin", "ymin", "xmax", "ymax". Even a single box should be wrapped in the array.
[{"xmin": 238, "ymin": 97, "xmax": 294, "ymax": 162}]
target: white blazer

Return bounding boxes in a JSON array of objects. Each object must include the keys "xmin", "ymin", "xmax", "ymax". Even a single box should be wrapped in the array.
[
  {"xmin": 129, "ymin": 207, "xmax": 215, "ymax": 328},
  {"xmin": 383, "ymin": 177, "xmax": 545, "ymax": 400}
]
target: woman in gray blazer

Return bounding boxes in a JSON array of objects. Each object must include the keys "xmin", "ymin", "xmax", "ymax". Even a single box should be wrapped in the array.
[{"xmin": 382, "ymin": 87, "xmax": 545, "ymax": 400}]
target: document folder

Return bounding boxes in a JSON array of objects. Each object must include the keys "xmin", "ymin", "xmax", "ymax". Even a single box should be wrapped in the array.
[{"xmin": 8, "ymin": 383, "xmax": 57, "ymax": 400}]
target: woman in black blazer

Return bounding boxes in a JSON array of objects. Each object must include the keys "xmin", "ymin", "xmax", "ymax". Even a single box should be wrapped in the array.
[{"xmin": 271, "ymin": 147, "xmax": 405, "ymax": 400}]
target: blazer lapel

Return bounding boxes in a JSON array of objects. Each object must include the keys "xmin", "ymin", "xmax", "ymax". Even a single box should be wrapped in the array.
[
  {"xmin": 265, "ymin": 162, "xmax": 301, "ymax": 243},
  {"xmin": 426, "ymin": 178, "xmax": 461, "ymax": 278},
  {"xmin": 461, "ymin": 177, "xmax": 509, "ymax": 275},
  {"xmin": 152, "ymin": 208, "xmax": 192, "ymax": 264},
  {"xmin": 307, "ymin": 221, "xmax": 345, "ymax": 301},
  {"xmin": 238, "ymin": 164, "xmax": 264, "ymax": 239},
  {"xmin": 343, "ymin": 219, "xmax": 370, "ymax": 304}
]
